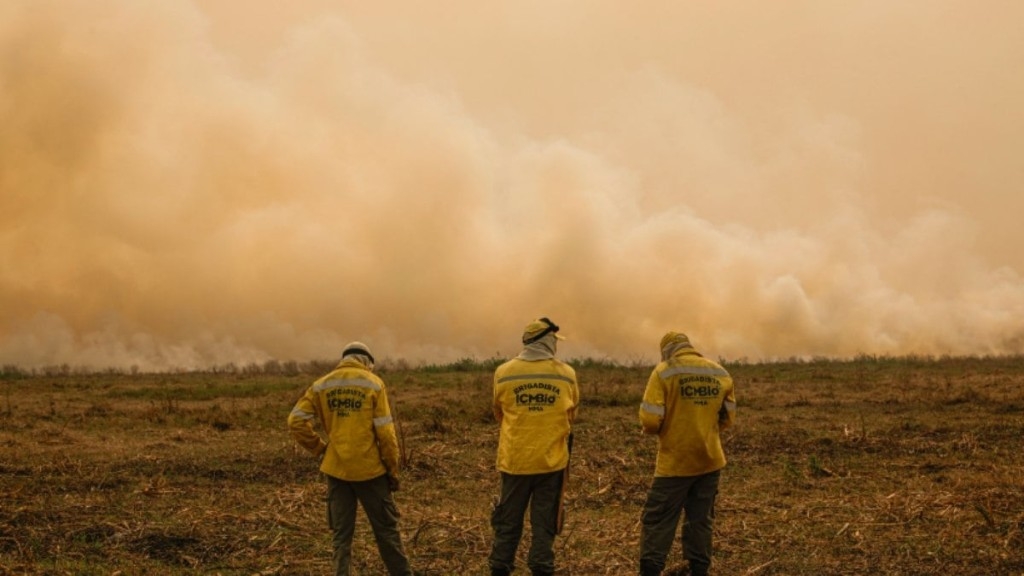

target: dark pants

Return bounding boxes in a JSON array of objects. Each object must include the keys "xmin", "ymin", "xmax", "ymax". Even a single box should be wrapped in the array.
[
  {"xmin": 488, "ymin": 470, "xmax": 563, "ymax": 575},
  {"xmin": 326, "ymin": 474, "xmax": 412, "ymax": 576},
  {"xmin": 639, "ymin": 471, "xmax": 720, "ymax": 576}
]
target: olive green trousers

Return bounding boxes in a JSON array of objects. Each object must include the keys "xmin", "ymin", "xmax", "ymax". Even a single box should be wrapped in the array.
[
  {"xmin": 639, "ymin": 470, "xmax": 720, "ymax": 576},
  {"xmin": 488, "ymin": 470, "xmax": 563, "ymax": 575},
  {"xmin": 326, "ymin": 474, "xmax": 412, "ymax": 576}
]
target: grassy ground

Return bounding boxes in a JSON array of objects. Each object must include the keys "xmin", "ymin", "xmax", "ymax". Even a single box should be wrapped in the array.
[{"xmin": 1, "ymin": 356, "xmax": 1023, "ymax": 575}]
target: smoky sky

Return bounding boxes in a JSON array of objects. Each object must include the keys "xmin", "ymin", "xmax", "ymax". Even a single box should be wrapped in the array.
[{"xmin": 2, "ymin": 0, "xmax": 1023, "ymax": 370}]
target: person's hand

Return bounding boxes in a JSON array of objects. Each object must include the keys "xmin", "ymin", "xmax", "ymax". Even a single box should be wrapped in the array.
[{"xmin": 387, "ymin": 475, "xmax": 401, "ymax": 492}]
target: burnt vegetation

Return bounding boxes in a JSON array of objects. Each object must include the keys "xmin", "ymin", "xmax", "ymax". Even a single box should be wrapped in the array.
[{"xmin": 1, "ymin": 355, "xmax": 1023, "ymax": 574}]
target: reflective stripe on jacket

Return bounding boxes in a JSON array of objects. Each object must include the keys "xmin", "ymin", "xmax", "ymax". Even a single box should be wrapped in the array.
[
  {"xmin": 288, "ymin": 359, "xmax": 400, "ymax": 482},
  {"xmin": 639, "ymin": 348, "xmax": 736, "ymax": 477},
  {"xmin": 493, "ymin": 358, "xmax": 579, "ymax": 475}
]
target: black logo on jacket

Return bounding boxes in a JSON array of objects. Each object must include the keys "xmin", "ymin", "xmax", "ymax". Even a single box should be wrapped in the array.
[
  {"xmin": 513, "ymin": 382, "xmax": 561, "ymax": 411},
  {"xmin": 679, "ymin": 376, "xmax": 720, "ymax": 406},
  {"xmin": 327, "ymin": 388, "xmax": 367, "ymax": 416}
]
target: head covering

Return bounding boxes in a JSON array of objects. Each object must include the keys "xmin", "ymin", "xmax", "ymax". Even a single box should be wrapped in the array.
[
  {"xmin": 659, "ymin": 331, "xmax": 694, "ymax": 361},
  {"xmin": 522, "ymin": 317, "xmax": 565, "ymax": 344},
  {"xmin": 341, "ymin": 341, "xmax": 375, "ymax": 370},
  {"xmin": 517, "ymin": 317, "xmax": 564, "ymax": 361}
]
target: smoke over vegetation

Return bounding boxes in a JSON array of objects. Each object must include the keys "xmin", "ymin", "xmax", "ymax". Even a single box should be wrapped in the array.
[{"xmin": 2, "ymin": 0, "xmax": 1023, "ymax": 370}]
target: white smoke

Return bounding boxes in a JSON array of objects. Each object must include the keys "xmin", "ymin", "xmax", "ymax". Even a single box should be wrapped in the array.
[{"xmin": 2, "ymin": 0, "xmax": 1023, "ymax": 370}]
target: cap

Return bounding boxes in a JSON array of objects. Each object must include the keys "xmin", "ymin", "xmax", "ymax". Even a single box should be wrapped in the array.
[
  {"xmin": 659, "ymin": 331, "xmax": 692, "ymax": 360},
  {"xmin": 659, "ymin": 332, "xmax": 690, "ymax": 351},
  {"xmin": 341, "ymin": 341, "xmax": 375, "ymax": 364},
  {"xmin": 522, "ymin": 317, "xmax": 565, "ymax": 345}
]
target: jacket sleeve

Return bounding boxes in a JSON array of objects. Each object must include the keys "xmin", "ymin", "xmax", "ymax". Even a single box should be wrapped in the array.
[
  {"xmin": 568, "ymin": 373, "xmax": 580, "ymax": 425},
  {"xmin": 373, "ymin": 388, "xmax": 402, "ymax": 477},
  {"xmin": 639, "ymin": 369, "xmax": 666, "ymax": 435},
  {"xmin": 288, "ymin": 388, "xmax": 327, "ymax": 456},
  {"xmin": 492, "ymin": 373, "xmax": 504, "ymax": 423},
  {"xmin": 718, "ymin": 377, "xmax": 737, "ymax": 430}
]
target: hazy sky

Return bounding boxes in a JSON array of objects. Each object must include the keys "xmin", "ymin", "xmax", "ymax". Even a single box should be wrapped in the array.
[{"xmin": 2, "ymin": 0, "xmax": 1023, "ymax": 369}]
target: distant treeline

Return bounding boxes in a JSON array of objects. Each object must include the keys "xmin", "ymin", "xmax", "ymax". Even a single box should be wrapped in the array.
[{"xmin": 2, "ymin": 353, "xmax": 1024, "ymax": 379}]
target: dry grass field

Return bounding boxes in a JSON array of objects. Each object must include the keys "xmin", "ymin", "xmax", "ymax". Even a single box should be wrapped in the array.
[{"xmin": 2, "ymin": 356, "xmax": 1023, "ymax": 575}]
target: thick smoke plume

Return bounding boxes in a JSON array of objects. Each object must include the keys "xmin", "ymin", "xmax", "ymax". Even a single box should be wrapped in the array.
[{"xmin": 2, "ymin": 0, "xmax": 1023, "ymax": 369}]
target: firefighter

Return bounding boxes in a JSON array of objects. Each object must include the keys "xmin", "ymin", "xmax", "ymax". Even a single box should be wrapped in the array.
[
  {"xmin": 489, "ymin": 318, "xmax": 580, "ymax": 576},
  {"xmin": 288, "ymin": 342, "xmax": 413, "ymax": 576},
  {"xmin": 638, "ymin": 332, "xmax": 736, "ymax": 576}
]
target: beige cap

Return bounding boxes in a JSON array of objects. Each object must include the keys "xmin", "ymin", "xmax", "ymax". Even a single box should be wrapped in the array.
[{"xmin": 522, "ymin": 317, "xmax": 565, "ymax": 344}]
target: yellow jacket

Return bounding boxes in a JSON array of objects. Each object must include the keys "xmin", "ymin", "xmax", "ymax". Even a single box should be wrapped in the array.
[
  {"xmin": 639, "ymin": 348, "xmax": 736, "ymax": 477},
  {"xmin": 288, "ymin": 359, "xmax": 401, "ymax": 482},
  {"xmin": 493, "ymin": 358, "xmax": 579, "ymax": 474}
]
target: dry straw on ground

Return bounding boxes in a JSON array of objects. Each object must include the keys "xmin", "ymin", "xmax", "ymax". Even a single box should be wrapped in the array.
[{"xmin": 1, "ymin": 356, "xmax": 1023, "ymax": 575}]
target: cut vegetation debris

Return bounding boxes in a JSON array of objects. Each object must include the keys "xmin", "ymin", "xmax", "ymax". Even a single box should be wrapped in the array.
[{"xmin": 1, "ymin": 357, "xmax": 1023, "ymax": 575}]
